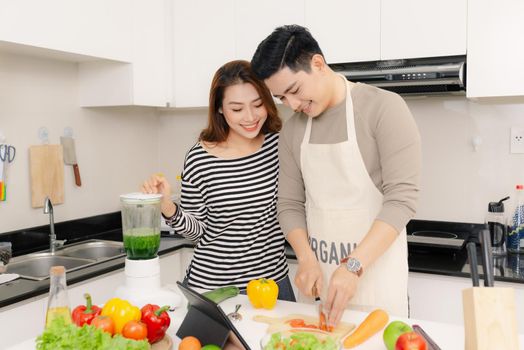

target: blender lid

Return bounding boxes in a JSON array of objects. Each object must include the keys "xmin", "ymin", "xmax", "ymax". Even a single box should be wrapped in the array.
[{"xmin": 120, "ymin": 192, "xmax": 162, "ymax": 203}]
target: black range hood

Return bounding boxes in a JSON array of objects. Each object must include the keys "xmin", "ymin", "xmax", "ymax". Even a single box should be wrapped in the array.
[{"xmin": 330, "ymin": 55, "xmax": 466, "ymax": 95}]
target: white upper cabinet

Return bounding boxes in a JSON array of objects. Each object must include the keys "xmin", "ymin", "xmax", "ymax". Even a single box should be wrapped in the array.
[
  {"xmin": 304, "ymin": 0, "xmax": 380, "ymax": 64},
  {"xmin": 171, "ymin": 0, "xmax": 236, "ymax": 108},
  {"xmin": 235, "ymin": 0, "xmax": 305, "ymax": 61},
  {"xmin": 78, "ymin": 0, "xmax": 169, "ymax": 107},
  {"xmin": 467, "ymin": 0, "xmax": 524, "ymax": 98},
  {"xmin": 381, "ymin": 0, "xmax": 467, "ymax": 60},
  {"xmin": 0, "ymin": 0, "xmax": 132, "ymax": 62}
]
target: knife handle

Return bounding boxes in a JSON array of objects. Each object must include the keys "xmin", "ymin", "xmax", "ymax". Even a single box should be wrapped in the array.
[
  {"xmin": 73, "ymin": 164, "xmax": 82, "ymax": 187},
  {"xmin": 466, "ymin": 242, "xmax": 480, "ymax": 287}
]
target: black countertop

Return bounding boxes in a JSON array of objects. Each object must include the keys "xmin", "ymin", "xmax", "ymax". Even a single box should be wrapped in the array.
[{"xmin": 1, "ymin": 214, "xmax": 523, "ymax": 309}]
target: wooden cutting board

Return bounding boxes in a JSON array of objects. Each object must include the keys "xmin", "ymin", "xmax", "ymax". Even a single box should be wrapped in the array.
[
  {"xmin": 29, "ymin": 145, "xmax": 64, "ymax": 208},
  {"xmin": 253, "ymin": 314, "xmax": 355, "ymax": 341},
  {"xmin": 151, "ymin": 334, "xmax": 173, "ymax": 350}
]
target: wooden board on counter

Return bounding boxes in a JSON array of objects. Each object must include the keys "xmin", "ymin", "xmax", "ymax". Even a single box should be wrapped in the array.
[
  {"xmin": 152, "ymin": 334, "xmax": 173, "ymax": 350},
  {"xmin": 253, "ymin": 314, "xmax": 355, "ymax": 341},
  {"xmin": 29, "ymin": 144, "xmax": 64, "ymax": 208}
]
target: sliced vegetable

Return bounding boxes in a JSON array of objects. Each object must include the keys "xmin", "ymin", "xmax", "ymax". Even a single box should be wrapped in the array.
[
  {"xmin": 141, "ymin": 304, "xmax": 171, "ymax": 343},
  {"xmin": 100, "ymin": 297, "xmax": 141, "ymax": 334},
  {"xmin": 246, "ymin": 278, "xmax": 279, "ymax": 310},
  {"xmin": 343, "ymin": 309, "xmax": 389, "ymax": 348},
  {"xmin": 263, "ymin": 331, "xmax": 338, "ymax": 350},
  {"xmin": 71, "ymin": 293, "xmax": 101, "ymax": 326}
]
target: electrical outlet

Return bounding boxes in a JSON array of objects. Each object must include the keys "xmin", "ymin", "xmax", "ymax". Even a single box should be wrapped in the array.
[{"xmin": 510, "ymin": 127, "xmax": 524, "ymax": 154}]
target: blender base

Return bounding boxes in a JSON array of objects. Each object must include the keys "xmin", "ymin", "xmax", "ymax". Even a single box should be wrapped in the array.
[{"xmin": 114, "ymin": 257, "xmax": 182, "ymax": 308}]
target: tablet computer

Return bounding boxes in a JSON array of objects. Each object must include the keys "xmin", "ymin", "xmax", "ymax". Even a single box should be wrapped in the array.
[{"xmin": 176, "ymin": 281, "xmax": 251, "ymax": 350}]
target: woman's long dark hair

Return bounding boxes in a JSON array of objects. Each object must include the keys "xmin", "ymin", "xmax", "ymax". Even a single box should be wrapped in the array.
[{"xmin": 200, "ymin": 60, "xmax": 281, "ymax": 143}]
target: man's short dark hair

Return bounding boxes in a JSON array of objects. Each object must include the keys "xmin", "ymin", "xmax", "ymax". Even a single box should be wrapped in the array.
[{"xmin": 251, "ymin": 24, "xmax": 323, "ymax": 80}]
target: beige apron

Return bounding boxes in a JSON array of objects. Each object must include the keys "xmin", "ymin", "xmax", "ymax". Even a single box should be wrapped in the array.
[{"xmin": 299, "ymin": 79, "xmax": 409, "ymax": 317}]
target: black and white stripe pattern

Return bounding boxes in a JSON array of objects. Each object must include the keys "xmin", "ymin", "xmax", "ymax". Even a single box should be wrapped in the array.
[{"xmin": 166, "ymin": 133, "xmax": 289, "ymax": 290}]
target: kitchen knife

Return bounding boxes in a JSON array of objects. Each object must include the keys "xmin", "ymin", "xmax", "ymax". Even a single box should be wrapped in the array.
[
  {"xmin": 312, "ymin": 284, "xmax": 330, "ymax": 332},
  {"xmin": 479, "ymin": 229, "xmax": 495, "ymax": 287},
  {"xmin": 60, "ymin": 136, "xmax": 81, "ymax": 187},
  {"xmin": 466, "ymin": 242, "xmax": 480, "ymax": 287},
  {"xmin": 413, "ymin": 324, "xmax": 441, "ymax": 350}
]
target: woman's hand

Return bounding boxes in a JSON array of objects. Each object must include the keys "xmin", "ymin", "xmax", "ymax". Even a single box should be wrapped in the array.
[
  {"xmin": 141, "ymin": 174, "xmax": 177, "ymax": 217},
  {"xmin": 294, "ymin": 256, "xmax": 323, "ymax": 298},
  {"xmin": 324, "ymin": 265, "xmax": 358, "ymax": 328}
]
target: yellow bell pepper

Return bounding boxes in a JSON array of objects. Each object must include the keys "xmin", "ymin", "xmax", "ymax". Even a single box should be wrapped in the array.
[
  {"xmin": 246, "ymin": 278, "xmax": 279, "ymax": 309},
  {"xmin": 100, "ymin": 297, "xmax": 141, "ymax": 334}
]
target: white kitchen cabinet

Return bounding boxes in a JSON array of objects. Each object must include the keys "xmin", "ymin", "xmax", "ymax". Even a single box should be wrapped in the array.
[
  {"xmin": 304, "ymin": 0, "xmax": 380, "ymax": 64},
  {"xmin": 408, "ymin": 272, "xmax": 524, "ymax": 333},
  {"xmin": 0, "ymin": 250, "xmax": 184, "ymax": 348},
  {"xmin": 235, "ymin": 0, "xmax": 305, "ymax": 61},
  {"xmin": 466, "ymin": 0, "xmax": 524, "ymax": 98},
  {"xmin": 78, "ymin": 0, "xmax": 170, "ymax": 107},
  {"xmin": 0, "ymin": 0, "xmax": 132, "ymax": 62},
  {"xmin": 381, "ymin": 0, "xmax": 467, "ymax": 60},
  {"xmin": 171, "ymin": 0, "xmax": 236, "ymax": 108}
]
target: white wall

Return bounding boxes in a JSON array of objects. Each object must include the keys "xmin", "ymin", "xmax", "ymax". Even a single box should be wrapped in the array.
[
  {"xmin": 407, "ymin": 95, "xmax": 524, "ymax": 223},
  {"xmin": 158, "ymin": 96, "xmax": 524, "ymax": 225},
  {"xmin": 0, "ymin": 52, "xmax": 159, "ymax": 233},
  {"xmin": 1, "ymin": 48, "xmax": 523, "ymax": 233}
]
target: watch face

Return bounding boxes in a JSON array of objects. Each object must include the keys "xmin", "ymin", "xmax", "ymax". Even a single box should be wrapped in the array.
[{"xmin": 346, "ymin": 258, "xmax": 361, "ymax": 272}]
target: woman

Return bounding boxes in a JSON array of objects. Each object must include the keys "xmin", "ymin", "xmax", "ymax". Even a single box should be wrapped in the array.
[{"xmin": 142, "ymin": 60, "xmax": 295, "ymax": 301}]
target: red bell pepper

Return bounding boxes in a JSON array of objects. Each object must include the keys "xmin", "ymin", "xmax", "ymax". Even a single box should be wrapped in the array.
[
  {"xmin": 71, "ymin": 293, "xmax": 101, "ymax": 326},
  {"xmin": 140, "ymin": 304, "xmax": 171, "ymax": 344}
]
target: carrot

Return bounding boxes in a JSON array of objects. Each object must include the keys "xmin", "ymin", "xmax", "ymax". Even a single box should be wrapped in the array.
[{"xmin": 343, "ymin": 309, "xmax": 389, "ymax": 348}]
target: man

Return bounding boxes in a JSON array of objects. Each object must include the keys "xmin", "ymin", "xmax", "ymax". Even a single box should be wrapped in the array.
[{"xmin": 251, "ymin": 25, "xmax": 421, "ymax": 326}]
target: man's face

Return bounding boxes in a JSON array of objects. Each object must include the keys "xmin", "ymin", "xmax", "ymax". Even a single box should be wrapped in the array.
[{"xmin": 264, "ymin": 59, "xmax": 331, "ymax": 118}]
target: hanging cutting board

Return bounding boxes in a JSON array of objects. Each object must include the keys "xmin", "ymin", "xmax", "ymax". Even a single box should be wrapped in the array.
[
  {"xmin": 29, "ymin": 145, "xmax": 64, "ymax": 208},
  {"xmin": 253, "ymin": 314, "xmax": 355, "ymax": 341}
]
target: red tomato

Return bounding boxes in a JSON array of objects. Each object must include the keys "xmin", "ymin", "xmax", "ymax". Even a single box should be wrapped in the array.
[
  {"xmin": 122, "ymin": 320, "xmax": 148, "ymax": 341},
  {"xmin": 91, "ymin": 315, "xmax": 115, "ymax": 335},
  {"xmin": 395, "ymin": 332, "xmax": 427, "ymax": 350}
]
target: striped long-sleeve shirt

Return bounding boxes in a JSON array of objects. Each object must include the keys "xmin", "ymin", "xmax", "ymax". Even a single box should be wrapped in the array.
[{"xmin": 165, "ymin": 133, "xmax": 289, "ymax": 290}]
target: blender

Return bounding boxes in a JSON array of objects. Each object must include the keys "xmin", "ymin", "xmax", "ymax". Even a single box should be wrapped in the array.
[{"xmin": 114, "ymin": 193, "xmax": 181, "ymax": 307}]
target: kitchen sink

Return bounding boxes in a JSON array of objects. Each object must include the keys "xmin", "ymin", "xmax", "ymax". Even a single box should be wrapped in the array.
[
  {"xmin": 59, "ymin": 240, "xmax": 125, "ymax": 260},
  {"xmin": 7, "ymin": 254, "xmax": 94, "ymax": 280},
  {"xmin": 7, "ymin": 240, "xmax": 126, "ymax": 281}
]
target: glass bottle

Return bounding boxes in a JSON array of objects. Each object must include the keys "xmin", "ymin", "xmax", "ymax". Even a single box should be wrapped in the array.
[
  {"xmin": 507, "ymin": 184, "xmax": 524, "ymax": 254},
  {"xmin": 45, "ymin": 266, "xmax": 72, "ymax": 328}
]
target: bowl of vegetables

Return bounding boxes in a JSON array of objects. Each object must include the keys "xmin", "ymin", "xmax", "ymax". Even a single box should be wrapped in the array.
[{"xmin": 260, "ymin": 328, "xmax": 342, "ymax": 350}]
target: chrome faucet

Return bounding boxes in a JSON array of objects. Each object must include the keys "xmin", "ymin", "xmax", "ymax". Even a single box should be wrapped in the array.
[{"xmin": 44, "ymin": 196, "xmax": 65, "ymax": 253}]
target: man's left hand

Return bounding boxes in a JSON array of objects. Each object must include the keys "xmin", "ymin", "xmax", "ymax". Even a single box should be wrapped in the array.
[{"xmin": 324, "ymin": 265, "xmax": 358, "ymax": 327}]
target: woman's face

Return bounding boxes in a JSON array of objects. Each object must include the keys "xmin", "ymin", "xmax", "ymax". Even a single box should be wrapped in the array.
[{"xmin": 221, "ymin": 83, "xmax": 268, "ymax": 140}]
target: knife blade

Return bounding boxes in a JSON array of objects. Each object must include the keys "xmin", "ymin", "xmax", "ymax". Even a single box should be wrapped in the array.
[
  {"xmin": 413, "ymin": 324, "xmax": 441, "ymax": 350},
  {"xmin": 60, "ymin": 136, "xmax": 82, "ymax": 187},
  {"xmin": 313, "ymin": 284, "xmax": 332, "ymax": 332}
]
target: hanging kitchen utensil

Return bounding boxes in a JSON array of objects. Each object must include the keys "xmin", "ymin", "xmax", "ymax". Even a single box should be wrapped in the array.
[
  {"xmin": 29, "ymin": 144, "xmax": 64, "ymax": 208},
  {"xmin": 60, "ymin": 135, "xmax": 81, "ymax": 187},
  {"xmin": 0, "ymin": 143, "xmax": 16, "ymax": 201}
]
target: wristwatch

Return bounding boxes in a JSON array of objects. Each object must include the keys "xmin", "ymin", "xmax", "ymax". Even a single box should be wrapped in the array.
[{"xmin": 341, "ymin": 256, "xmax": 363, "ymax": 277}]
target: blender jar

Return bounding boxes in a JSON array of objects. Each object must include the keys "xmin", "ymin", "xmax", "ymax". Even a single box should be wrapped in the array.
[{"xmin": 120, "ymin": 193, "xmax": 162, "ymax": 260}]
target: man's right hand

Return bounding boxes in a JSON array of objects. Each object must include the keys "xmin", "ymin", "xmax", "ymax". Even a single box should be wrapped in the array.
[{"xmin": 295, "ymin": 255, "xmax": 323, "ymax": 298}]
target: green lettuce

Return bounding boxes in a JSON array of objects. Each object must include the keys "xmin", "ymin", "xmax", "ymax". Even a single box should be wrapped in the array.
[
  {"xmin": 264, "ymin": 331, "xmax": 338, "ymax": 350},
  {"xmin": 36, "ymin": 318, "xmax": 150, "ymax": 350}
]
